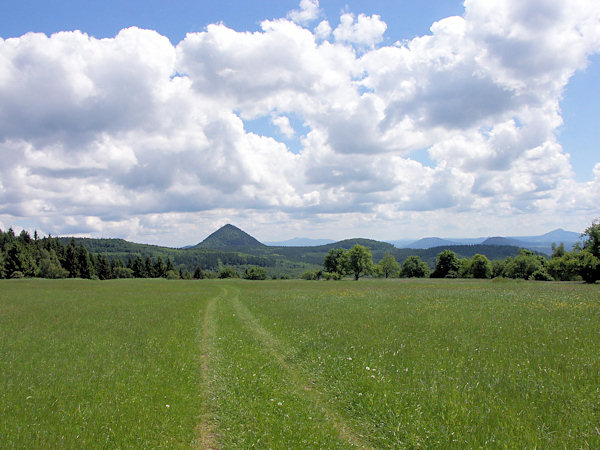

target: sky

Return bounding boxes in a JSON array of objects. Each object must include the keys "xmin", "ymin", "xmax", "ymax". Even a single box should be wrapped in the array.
[{"xmin": 1, "ymin": 0, "xmax": 599, "ymax": 246}]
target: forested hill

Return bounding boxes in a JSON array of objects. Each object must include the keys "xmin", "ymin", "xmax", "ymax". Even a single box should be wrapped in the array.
[
  {"xmin": 8, "ymin": 224, "xmax": 535, "ymax": 278},
  {"xmin": 194, "ymin": 224, "xmax": 266, "ymax": 251},
  {"xmin": 58, "ymin": 224, "xmax": 531, "ymax": 269}
]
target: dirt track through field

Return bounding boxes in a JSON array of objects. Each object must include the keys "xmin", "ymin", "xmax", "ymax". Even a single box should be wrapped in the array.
[
  {"xmin": 194, "ymin": 290, "xmax": 220, "ymax": 449},
  {"xmin": 225, "ymin": 285, "xmax": 369, "ymax": 448}
]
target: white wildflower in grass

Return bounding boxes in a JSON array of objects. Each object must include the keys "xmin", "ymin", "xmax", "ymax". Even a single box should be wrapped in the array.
[
  {"xmin": 166, "ymin": 404, "xmax": 170, "ymax": 408},
  {"xmin": 366, "ymin": 366, "xmax": 370, "ymax": 370}
]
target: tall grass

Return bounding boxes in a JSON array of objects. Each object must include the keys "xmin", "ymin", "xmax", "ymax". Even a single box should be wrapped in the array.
[
  {"xmin": 218, "ymin": 279, "xmax": 600, "ymax": 447},
  {"xmin": 0, "ymin": 279, "xmax": 219, "ymax": 447},
  {"xmin": 1, "ymin": 278, "xmax": 598, "ymax": 447}
]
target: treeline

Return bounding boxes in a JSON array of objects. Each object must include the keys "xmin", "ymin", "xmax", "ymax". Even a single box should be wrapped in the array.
[
  {"xmin": 0, "ymin": 228, "xmax": 280, "ymax": 281},
  {"xmin": 303, "ymin": 219, "xmax": 600, "ymax": 283},
  {"xmin": 2, "ymin": 219, "xmax": 598, "ymax": 283},
  {"xmin": 58, "ymin": 237, "xmax": 276, "ymax": 272},
  {"xmin": 0, "ymin": 228, "xmax": 182, "ymax": 280}
]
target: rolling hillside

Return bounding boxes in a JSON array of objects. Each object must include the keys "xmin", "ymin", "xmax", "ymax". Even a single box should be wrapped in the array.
[{"xmin": 62, "ymin": 224, "xmax": 534, "ymax": 276}]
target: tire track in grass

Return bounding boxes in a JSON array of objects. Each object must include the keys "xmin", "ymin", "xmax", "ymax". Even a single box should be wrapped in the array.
[
  {"xmin": 195, "ymin": 288, "xmax": 221, "ymax": 449},
  {"xmin": 226, "ymin": 285, "xmax": 370, "ymax": 448}
]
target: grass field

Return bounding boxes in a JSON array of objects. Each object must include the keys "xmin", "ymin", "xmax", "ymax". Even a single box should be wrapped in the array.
[{"xmin": 1, "ymin": 278, "xmax": 599, "ymax": 447}]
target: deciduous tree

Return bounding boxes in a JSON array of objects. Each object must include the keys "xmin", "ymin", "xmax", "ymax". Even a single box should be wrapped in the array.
[
  {"xmin": 323, "ymin": 248, "xmax": 349, "ymax": 279},
  {"xmin": 347, "ymin": 244, "xmax": 374, "ymax": 281},
  {"xmin": 470, "ymin": 254, "xmax": 493, "ymax": 279},
  {"xmin": 401, "ymin": 255, "xmax": 430, "ymax": 278},
  {"xmin": 379, "ymin": 252, "xmax": 400, "ymax": 278},
  {"xmin": 432, "ymin": 250, "xmax": 460, "ymax": 278}
]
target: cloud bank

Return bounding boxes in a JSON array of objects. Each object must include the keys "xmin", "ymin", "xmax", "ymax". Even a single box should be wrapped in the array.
[{"xmin": 1, "ymin": 0, "xmax": 599, "ymax": 244}]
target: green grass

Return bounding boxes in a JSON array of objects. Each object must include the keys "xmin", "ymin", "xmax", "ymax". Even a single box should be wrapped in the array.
[
  {"xmin": 1, "ymin": 278, "xmax": 599, "ymax": 447},
  {"xmin": 0, "ymin": 279, "xmax": 220, "ymax": 447}
]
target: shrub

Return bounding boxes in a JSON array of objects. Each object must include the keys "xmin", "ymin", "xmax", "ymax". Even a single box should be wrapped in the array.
[
  {"xmin": 218, "ymin": 266, "xmax": 239, "ymax": 279},
  {"xmin": 243, "ymin": 266, "xmax": 268, "ymax": 280},
  {"xmin": 301, "ymin": 270, "xmax": 322, "ymax": 280},
  {"xmin": 112, "ymin": 267, "xmax": 134, "ymax": 279},
  {"xmin": 323, "ymin": 271, "xmax": 343, "ymax": 280},
  {"xmin": 165, "ymin": 269, "xmax": 179, "ymax": 280},
  {"xmin": 530, "ymin": 269, "xmax": 554, "ymax": 281}
]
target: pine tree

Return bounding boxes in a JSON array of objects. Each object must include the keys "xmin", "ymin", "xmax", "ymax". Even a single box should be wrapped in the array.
[
  {"xmin": 132, "ymin": 256, "xmax": 146, "ymax": 278},
  {"xmin": 193, "ymin": 266, "xmax": 204, "ymax": 279},
  {"xmin": 154, "ymin": 256, "xmax": 167, "ymax": 278},
  {"xmin": 96, "ymin": 254, "xmax": 113, "ymax": 280},
  {"xmin": 166, "ymin": 257, "xmax": 174, "ymax": 272},
  {"xmin": 145, "ymin": 256, "xmax": 156, "ymax": 278},
  {"xmin": 64, "ymin": 239, "xmax": 80, "ymax": 278},
  {"xmin": 77, "ymin": 245, "xmax": 95, "ymax": 279}
]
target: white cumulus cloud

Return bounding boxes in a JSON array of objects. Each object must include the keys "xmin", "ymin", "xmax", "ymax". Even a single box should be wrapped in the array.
[
  {"xmin": 0, "ymin": 0, "xmax": 599, "ymax": 244},
  {"xmin": 287, "ymin": 0, "xmax": 321, "ymax": 25},
  {"xmin": 333, "ymin": 13, "xmax": 387, "ymax": 48}
]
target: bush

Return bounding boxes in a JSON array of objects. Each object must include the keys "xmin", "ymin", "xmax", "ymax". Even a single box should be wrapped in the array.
[
  {"xmin": 218, "ymin": 266, "xmax": 239, "ymax": 279},
  {"xmin": 548, "ymin": 253, "xmax": 580, "ymax": 281},
  {"xmin": 530, "ymin": 269, "xmax": 554, "ymax": 281},
  {"xmin": 243, "ymin": 266, "xmax": 268, "ymax": 280},
  {"xmin": 301, "ymin": 270, "xmax": 322, "ymax": 280},
  {"xmin": 492, "ymin": 260, "xmax": 506, "ymax": 278},
  {"xmin": 112, "ymin": 267, "xmax": 134, "ymax": 279},
  {"xmin": 10, "ymin": 271, "xmax": 24, "ymax": 279},
  {"xmin": 165, "ymin": 269, "xmax": 179, "ymax": 280},
  {"xmin": 323, "ymin": 271, "xmax": 343, "ymax": 280},
  {"xmin": 503, "ymin": 250, "xmax": 547, "ymax": 280},
  {"xmin": 36, "ymin": 260, "xmax": 68, "ymax": 279}
]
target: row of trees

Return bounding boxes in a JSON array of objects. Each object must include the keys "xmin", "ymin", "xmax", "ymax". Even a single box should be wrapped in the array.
[
  {"xmin": 309, "ymin": 244, "xmax": 430, "ymax": 280},
  {"xmin": 0, "ymin": 228, "xmax": 185, "ymax": 280},
  {"xmin": 0, "ymin": 229, "xmax": 97, "ymax": 279},
  {"xmin": 2, "ymin": 219, "xmax": 599, "ymax": 283},
  {"xmin": 0, "ymin": 227, "xmax": 275, "ymax": 281},
  {"xmin": 310, "ymin": 219, "xmax": 600, "ymax": 283}
]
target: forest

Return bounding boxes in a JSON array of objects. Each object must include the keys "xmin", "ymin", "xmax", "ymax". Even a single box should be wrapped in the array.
[{"xmin": 0, "ymin": 219, "xmax": 598, "ymax": 283}]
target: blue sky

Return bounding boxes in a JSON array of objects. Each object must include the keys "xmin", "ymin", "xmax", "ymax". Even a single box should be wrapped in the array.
[
  {"xmin": 2, "ymin": 1, "xmax": 464, "ymax": 44},
  {"xmin": 1, "ymin": 0, "xmax": 599, "ymax": 245}
]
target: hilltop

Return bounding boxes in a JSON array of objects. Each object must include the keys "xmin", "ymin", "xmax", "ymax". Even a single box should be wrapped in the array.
[{"xmin": 194, "ymin": 224, "xmax": 266, "ymax": 250}]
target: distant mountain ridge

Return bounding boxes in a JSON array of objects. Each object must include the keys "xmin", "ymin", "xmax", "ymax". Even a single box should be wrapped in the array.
[
  {"xmin": 481, "ymin": 237, "xmax": 526, "ymax": 247},
  {"xmin": 398, "ymin": 228, "xmax": 581, "ymax": 254},
  {"xmin": 264, "ymin": 237, "xmax": 335, "ymax": 247},
  {"xmin": 403, "ymin": 237, "xmax": 461, "ymax": 249}
]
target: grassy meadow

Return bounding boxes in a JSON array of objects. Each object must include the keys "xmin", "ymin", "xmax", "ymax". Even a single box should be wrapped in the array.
[{"xmin": 1, "ymin": 278, "xmax": 598, "ymax": 447}]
